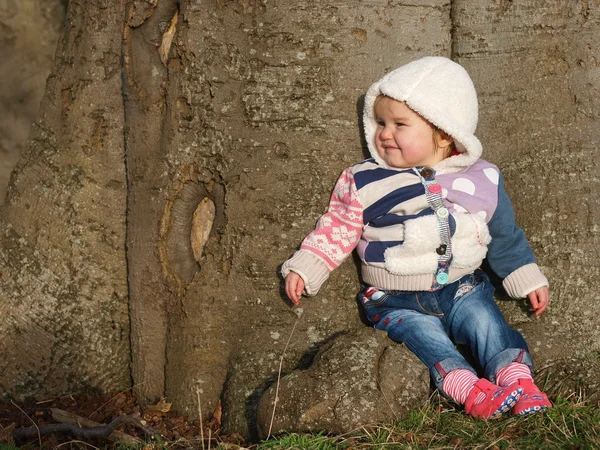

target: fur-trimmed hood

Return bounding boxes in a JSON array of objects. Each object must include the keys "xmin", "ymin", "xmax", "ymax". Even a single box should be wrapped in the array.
[{"xmin": 363, "ymin": 56, "xmax": 482, "ymax": 173}]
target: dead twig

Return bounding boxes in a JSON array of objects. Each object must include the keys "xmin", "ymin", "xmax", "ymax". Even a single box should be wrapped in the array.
[
  {"xmin": 267, "ymin": 316, "xmax": 300, "ymax": 440},
  {"xmin": 11, "ymin": 400, "xmax": 41, "ymax": 448},
  {"xmin": 50, "ymin": 408, "xmax": 143, "ymax": 444},
  {"xmin": 53, "ymin": 440, "xmax": 100, "ymax": 449},
  {"xmin": 197, "ymin": 389, "xmax": 205, "ymax": 450},
  {"xmin": 12, "ymin": 412, "xmax": 148, "ymax": 444}
]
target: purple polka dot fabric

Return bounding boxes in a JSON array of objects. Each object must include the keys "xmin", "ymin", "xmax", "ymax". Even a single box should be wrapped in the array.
[{"xmin": 436, "ymin": 160, "xmax": 499, "ymax": 224}]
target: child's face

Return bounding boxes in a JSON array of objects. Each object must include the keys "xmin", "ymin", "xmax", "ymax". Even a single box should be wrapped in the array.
[{"xmin": 374, "ymin": 97, "xmax": 448, "ymax": 169}]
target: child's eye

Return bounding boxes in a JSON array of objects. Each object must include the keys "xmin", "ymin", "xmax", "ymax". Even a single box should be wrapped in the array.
[
  {"xmin": 395, "ymin": 122, "xmax": 405, "ymax": 127},
  {"xmin": 376, "ymin": 120, "xmax": 385, "ymax": 127}
]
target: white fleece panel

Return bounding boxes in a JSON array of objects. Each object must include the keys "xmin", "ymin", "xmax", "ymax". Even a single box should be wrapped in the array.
[
  {"xmin": 384, "ymin": 212, "xmax": 491, "ymax": 275},
  {"xmin": 451, "ymin": 213, "xmax": 491, "ymax": 269},
  {"xmin": 384, "ymin": 215, "xmax": 440, "ymax": 275}
]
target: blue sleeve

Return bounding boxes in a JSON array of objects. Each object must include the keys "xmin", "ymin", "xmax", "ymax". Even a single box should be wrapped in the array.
[{"xmin": 486, "ymin": 173, "xmax": 537, "ymax": 278}]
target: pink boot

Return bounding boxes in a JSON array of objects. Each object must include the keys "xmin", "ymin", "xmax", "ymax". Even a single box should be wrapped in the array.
[
  {"xmin": 511, "ymin": 378, "xmax": 552, "ymax": 416},
  {"xmin": 464, "ymin": 379, "xmax": 523, "ymax": 419}
]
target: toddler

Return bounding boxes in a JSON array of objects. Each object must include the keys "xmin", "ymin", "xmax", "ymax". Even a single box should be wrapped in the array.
[{"xmin": 282, "ymin": 56, "xmax": 552, "ymax": 418}]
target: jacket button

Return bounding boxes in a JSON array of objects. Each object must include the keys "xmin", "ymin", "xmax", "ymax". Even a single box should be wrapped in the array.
[
  {"xmin": 436, "ymin": 273, "xmax": 449, "ymax": 285},
  {"xmin": 436, "ymin": 207, "xmax": 449, "ymax": 218},
  {"xmin": 429, "ymin": 184, "xmax": 442, "ymax": 194},
  {"xmin": 420, "ymin": 168, "xmax": 434, "ymax": 177},
  {"xmin": 436, "ymin": 244, "xmax": 447, "ymax": 255}
]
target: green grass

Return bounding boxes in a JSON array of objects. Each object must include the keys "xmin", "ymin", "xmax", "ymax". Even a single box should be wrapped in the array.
[
  {"xmin": 257, "ymin": 431, "xmax": 345, "ymax": 450},
  {"xmin": 255, "ymin": 393, "xmax": 600, "ymax": 450},
  {"xmin": 4, "ymin": 394, "xmax": 598, "ymax": 449}
]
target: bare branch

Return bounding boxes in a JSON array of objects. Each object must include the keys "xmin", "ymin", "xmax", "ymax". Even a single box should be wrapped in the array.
[{"xmin": 12, "ymin": 412, "xmax": 149, "ymax": 444}]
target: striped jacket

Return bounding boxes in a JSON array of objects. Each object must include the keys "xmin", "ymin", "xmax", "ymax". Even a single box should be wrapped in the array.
[{"xmin": 282, "ymin": 158, "xmax": 548, "ymax": 298}]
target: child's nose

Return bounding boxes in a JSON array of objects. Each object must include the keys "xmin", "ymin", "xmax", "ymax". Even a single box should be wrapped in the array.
[{"xmin": 379, "ymin": 126, "xmax": 393, "ymax": 140}]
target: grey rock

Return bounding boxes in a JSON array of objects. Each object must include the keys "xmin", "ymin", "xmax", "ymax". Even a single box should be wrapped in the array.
[{"xmin": 256, "ymin": 327, "xmax": 429, "ymax": 438}]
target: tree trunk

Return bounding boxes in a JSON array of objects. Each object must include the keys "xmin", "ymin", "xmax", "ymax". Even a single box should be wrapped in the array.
[
  {"xmin": 0, "ymin": 0, "xmax": 598, "ymax": 440},
  {"xmin": 122, "ymin": 0, "xmax": 179, "ymax": 407},
  {"xmin": 0, "ymin": 0, "xmax": 130, "ymax": 396},
  {"xmin": 0, "ymin": 0, "xmax": 65, "ymax": 204}
]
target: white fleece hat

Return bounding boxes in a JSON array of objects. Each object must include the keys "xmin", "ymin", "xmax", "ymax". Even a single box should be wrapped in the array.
[{"xmin": 363, "ymin": 56, "xmax": 482, "ymax": 171}]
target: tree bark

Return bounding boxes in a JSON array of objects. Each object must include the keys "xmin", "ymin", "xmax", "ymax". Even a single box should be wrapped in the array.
[
  {"xmin": 452, "ymin": 1, "xmax": 600, "ymax": 388},
  {"xmin": 1, "ymin": 0, "xmax": 598, "ymax": 440},
  {"xmin": 122, "ymin": 0, "xmax": 179, "ymax": 406},
  {"xmin": 0, "ymin": 0, "xmax": 130, "ymax": 395},
  {"xmin": 0, "ymin": 0, "xmax": 65, "ymax": 204}
]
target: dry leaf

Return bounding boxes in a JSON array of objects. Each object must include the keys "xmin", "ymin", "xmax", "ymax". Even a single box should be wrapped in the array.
[
  {"xmin": 212, "ymin": 399, "xmax": 222, "ymax": 424},
  {"xmin": 0, "ymin": 423, "xmax": 16, "ymax": 445},
  {"xmin": 147, "ymin": 396, "xmax": 172, "ymax": 413},
  {"xmin": 207, "ymin": 399, "xmax": 222, "ymax": 429}
]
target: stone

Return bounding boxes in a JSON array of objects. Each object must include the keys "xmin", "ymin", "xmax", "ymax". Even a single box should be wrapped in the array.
[{"xmin": 255, "ymin": 327, "xmax": 429, "ymax": 438}]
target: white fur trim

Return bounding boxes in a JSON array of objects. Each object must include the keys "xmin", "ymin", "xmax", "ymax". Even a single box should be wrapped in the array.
[
  {"xmin": 384, "ymin": 213, "xmax": 491, "ymax": 275},
  {"xmin": 384, "ymin": 215, "xmax": 440, "ymax": 275},
  {"xmin": 364, "ymin": 57, "xmax": 482, "ymax": 172},
  {"xmin": 451, "ymin": 213, "xmax": 491, "ymax": 269}
]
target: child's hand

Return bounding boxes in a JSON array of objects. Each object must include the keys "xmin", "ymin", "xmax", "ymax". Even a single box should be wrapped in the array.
[
  {"xmin": 527, "ymin": 286, "xmax": 549, "ymax": 316},
  {"xmin": 285, "ymin": 272, "xmax": 304, "ymax": 306}
]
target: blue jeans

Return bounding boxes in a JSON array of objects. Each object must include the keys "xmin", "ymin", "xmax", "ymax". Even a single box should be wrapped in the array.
[{"xmin": 359, "ymin": 270, "xmax": 533, "ymax": 393}]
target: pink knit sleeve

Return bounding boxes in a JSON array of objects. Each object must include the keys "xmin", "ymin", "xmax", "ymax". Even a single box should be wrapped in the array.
[
  {"xmin": 281, "ymin": 169, "xmax": 363, "ymax": 296},
  {"xmin": 300, "ymin": 168, "xmax": 364, "ymax": 271}
]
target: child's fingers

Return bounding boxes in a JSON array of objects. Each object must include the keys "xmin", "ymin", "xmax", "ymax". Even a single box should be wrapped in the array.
[
  {"xmin": 535, "ymin": 288, "xmax": 549, "ymax": 315},
  {"xmin": 296, "ymin": 278, "xmax": 305, "ymax": 297},
  {"xmin": 286, "ymin": 282, "xmax": 298, "ymax": 304},
  {"xmin": 291, "ymin": 290, "xmax": 300, "ymax": 305},
  {"xmin": 528, "ymin": 288, "xmax": 549, "ymax": 316},
  {"xmin": 528, "ymin": 292, "xmax": 539, "ymax": 311},
  {"xmin": 285, "ymin": 273, "xmax": 302, "ymax": 305}
]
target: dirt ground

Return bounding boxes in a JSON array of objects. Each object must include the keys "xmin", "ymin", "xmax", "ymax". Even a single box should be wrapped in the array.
[{"xmin": 0, "ymin": 392, "xmax": 246, "ymax": 449}]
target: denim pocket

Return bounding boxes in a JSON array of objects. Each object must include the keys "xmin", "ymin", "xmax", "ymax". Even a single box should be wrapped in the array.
[
  {"xmin": 450, "ymin": 271, "xmax": 494, "ymax": 310},
  {"xmin": 358, "ymin": 287, "xmax": 390, "ymax": 325},
  {"xmin": 360, "ymin": 286, "xmax": 389, "ymax": 308},
  {"xmin": 453, "ymin": 274, "xmax": 476, "ymax": 300}
]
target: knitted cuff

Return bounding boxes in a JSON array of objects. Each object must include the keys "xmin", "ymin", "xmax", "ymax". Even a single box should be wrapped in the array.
[
  {"xmin": 502, "ymin": 263, "xmax": 549, "ymax": 299},
  {"xmin": 281, "ymin": 250, "xmax": 330, "ymax": 297}
]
